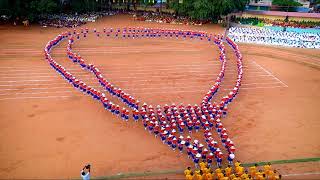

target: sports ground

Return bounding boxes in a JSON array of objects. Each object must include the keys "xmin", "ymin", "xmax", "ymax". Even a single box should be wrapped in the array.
[{"xmin": 0, "ymin": 14, "xmax": 319, "ymax": 179}]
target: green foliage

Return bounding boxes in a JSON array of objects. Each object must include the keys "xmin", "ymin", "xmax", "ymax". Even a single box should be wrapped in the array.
[
  {"xmin": 169, "ymin": 0, "xmax": 248, "ymax": 21},
  {"xmin": 29, "ymin": 0, "xmax": 58, "ymax": 14},
  {"xmin": 272, "ymin": 0, "xmax": 303, "ymax": 7},
  {"xmin": 70, "ymin": 0, "xmax": 90, "ymax": 12},
  {"xmin": 1, "ymin": 0, "xmax": 59, "ymax": 21},
  {"xmin": 0, "ymin": 0, "xmax": 10, "ymax": 10},
  {"xmin": 316, "ymin": 0, "xmax": 320, "ymax": 4}
]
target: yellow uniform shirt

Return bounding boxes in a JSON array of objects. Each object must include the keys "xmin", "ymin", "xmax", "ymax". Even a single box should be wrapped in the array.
[
  {"xmin": 215, "ymin": 168, "xmax": 222, "ymax": 175},
  {"xmin": 255, "ymin": 172, "xmax": 263, "ymax": 179},
  {"xmin": 263, "ymin": 165, "xmax": 272, "ymax": 175},
  {"xmin": 236, "ymin": 166, "xmax": 244, "ymax": 176},
  {"xmin": 221, "ymin": 177, "xmax": 229, "ymax": 180},
  {"xmin": 194, "ymin": 170, "xmax": 200, "ymax": 175},
  {"xmin": 206, "ymin": 172, "xmax": 214, "ymax": 180},
  {"xmin": 203, "ymin": 168, "xmax": 209, "ymax": 174},
  {"xmin": 185, "ymin": 174, "xmax": 193, "ymax": 180},
  {"xmin": 225, "ymin": 167, "xmax": 232, "ymax": 176},
  {"xmin": 235, "ymin": 162, "xmax": 241, "ymax": 167},
  {"xmin": 269, "ymin": 174, "xmax": 280, "ymax": 180},
  {"xmin": 268, "ymin": 171, "xmax": 275, "ymax": 178},
  {"xmin": 241, "ymin": 173, "xmax": 249, "ymax": 179},
  {"xmin": 199, "ymin": 162, "xmax": 207, "ymax": 170},
  {"xmin": 216, "ymin": 172, "xmax": 224, "ymax": 179},
  {"xmin": 229, "ymin": 174, "xmax": 236, "ymax": 179},
  {"xmin": 184, "ymin": 169, "xmax": 191, "ymax": 176},
  {"xmin": 257, "ymin": 175, "xmax": 265, "ymax": 180},
  {"xmin": 195, "ymin": 174, "xmax": 203, "ymax": 180},
  {"xmin": 205, "ymin": 173, "xmax": 213, "ymax": 180},
  {"xmin": 249, "ymin": 166, "xmax": 256, "ymax": 176}
]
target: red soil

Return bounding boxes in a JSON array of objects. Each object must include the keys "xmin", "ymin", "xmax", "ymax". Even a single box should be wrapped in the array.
[{"xmin": 0, "ymin": 15, "xmax": 319, "ymax": 179}]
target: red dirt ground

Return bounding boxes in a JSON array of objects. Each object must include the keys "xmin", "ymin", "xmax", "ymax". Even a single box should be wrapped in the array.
[{"xmin": 0, "ymin": 15, "xmax": 319, "ymax": 179}]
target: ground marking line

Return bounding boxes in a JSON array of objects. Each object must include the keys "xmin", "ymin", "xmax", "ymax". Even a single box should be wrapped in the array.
[
  {"xmin": 251, "ymin": 61, "xmax": 289, "ymax": 87},
  {"xmin": 0, "ymin": 95, "xmax": 75, "ymax": 101},
  {"xmin": 0, "ymin": 81, "xmax": 283, "ymax": 90},
  {"xmin": 0, "ymin": 71, "xmax": 269, "ymax": 79},
  {"xmin": 0, "ymin": 63, "xmax": 261, "ymax": 71},
  {"xmin": 282, "ymin": 172, "xmax": 320, "ymax": 177},
  {"xmin": 0, "ymin": 64, "xmax": 222, "ymax": 72},
  {"xmin": 223, "ymin": 85, "xmax": 287, "ymax": 90},
  {"xmin": 0, "ymin": 83, "xmax": 67, "ymax": 87},
  {"xmin": 0, "ymin": 63, "xmax": 262, "ymax": 75},
  {"xmin": 1, "ymin": 49, "xmax": 204, "ymax": 53},
  {"xmin": 0, "ymin": 79, "xmax": 56, "ymax": 83},
  {"xmin": 0, "ymin": 83, "xmax": 285, "ymax": 94},
  {"xmin": 0, "ymin": 73, "xmax": 275, "ymax": 84},
  {"xmin": 0, "ymin": 65, "xmax": 260, "ymax": 75},
  {"xmin": 0, "ymin": 74, "xmax": 274, "ymax": 83},
  {"xmin": 0, "ymin": 67, "xmax": 248, "ymax": 76},
  {"xmin": 0, "ymin": 62, "xmax": 223, "ymax": 69},
  {"xmin": 1, "ymin": 48, "xmax": 202, "ymax": 51},
  {"xmin": 0, "ymin": 90, "xmax": 74, "ymax": 96},
  {"xmin": 0, "ymin": 66, "xmax": 259, "ymax": 75},
  {"xmin": 0, "ymin": 89, "xmax": 214, "ymax": 97}
]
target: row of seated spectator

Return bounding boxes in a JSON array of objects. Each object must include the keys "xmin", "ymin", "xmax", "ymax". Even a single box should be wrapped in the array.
[
  {"xmin": 185, "ymin": 161, "xmax": 282, "ymax": 180},
  {"xmin": 236, "ymin": 17, "xmax": 320, "ymax": 29}
]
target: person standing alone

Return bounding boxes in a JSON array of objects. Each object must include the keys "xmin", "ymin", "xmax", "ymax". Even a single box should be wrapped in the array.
[{"xmin": 81, "ymin": 164, "xmax": 91, "ymax": 180}]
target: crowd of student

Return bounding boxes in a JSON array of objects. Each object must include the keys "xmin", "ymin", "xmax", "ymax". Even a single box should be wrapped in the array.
[
  {"xmin": 44, "ymin": 27, "xmax": 244, "ymax": 172},
  {"xmin": 38, "ymin": 11, "xmax": 117, "ymax": 28},
  {"xmin": 136, "ymin": 12, "xmax": 210, "ymax": 25},
  {"xmin": 228, "ymin": 26, "xmax": 320, "ymax": 49},
  {"xmin": 185, "ymin": 161, "xmax": 282, "ymax": 180},
  {"xmin": 237, "ymin": 17, "xmax": 320, "ymax": 29}
]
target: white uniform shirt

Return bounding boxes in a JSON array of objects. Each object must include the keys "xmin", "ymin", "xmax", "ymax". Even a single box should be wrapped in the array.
[{"xmin": 81, "ymin": 170, "xmax": 90, "ymax": 180}]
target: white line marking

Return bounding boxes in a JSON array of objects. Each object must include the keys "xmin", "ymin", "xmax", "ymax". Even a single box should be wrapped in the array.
[
  {"xmin": 0, "ymin": 83, "xmax": 67, "ymax": 87},
  {"xmin": 0, "ymin": 81, "xmax": 285, "ymax": 93},
  {"xmin": 0, "ymin": 71, "xmax": 268, "ymax": 79},
  {"xmin": 0, "ymin": 95, "xmax": 76, "ymax": 101},
  {"xmin": 0, "ymin": 74, "xmax": 276, "ymax": 84},
  {"xmin": 240, "ymin": 82, "xmax": 283, "ymax": 86},
  {"xmin": 252, "ymin": 61, "xmax": 289, "ymax": 87},
  {"xmin": 224, "ymin": 85, "xmax": 287, "ymax": 90},
  {"xmin": 138, "ymin": 89, "xmax": 206, "ymax": 94},
  {"xmin": 0, "ymin": 79, "xmax": 56, "ymax": 83},
  {"xmin": 0, "ymin": 87, "xmax": 74, "ymax": 91},
  {"xmin": 283, "ymin": 172, "xmax": 320, "ymax": 177},
  {"xmin": 0, "ymin": 62, "xmax": 222, "ymax": 69},
  {"xmin": 0, "ymin": 90, "xmax": 73, "ymax": 96},
  {"xmin": 0, "ymin": 62, "xmax": 221, "ymax": 70},
  {"xmin": 0, "ymin": 64, "xmax": 220, "ymax": 72},
  {"xmin": 0, "ymin": 67, "xmax": 255, "ymax": 76}
]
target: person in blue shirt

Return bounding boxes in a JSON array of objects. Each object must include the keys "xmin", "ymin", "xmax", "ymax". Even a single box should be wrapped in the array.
[{"xmin": 81, "ymin": 164, "xmax": 91, "ymax": 180}]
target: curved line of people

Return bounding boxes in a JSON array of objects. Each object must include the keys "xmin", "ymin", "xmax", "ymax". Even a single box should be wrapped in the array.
[
  {"xmin": 44, "ymin": 27, "xmax": 244, "ymax": 168},
  {"xmin": 69, "ymin": 28, "xmax": 241, "ymax": 168}
]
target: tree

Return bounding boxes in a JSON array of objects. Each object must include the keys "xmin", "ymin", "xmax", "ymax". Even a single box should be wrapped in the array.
[
  {"xmin": 169, "ymin": 0, "xmax": 247, "ymax": 21},
  {"xmin": 272, "ymin": 0, "xmax": 302, "ymax": 7},
  {"xmin": 29, "ymin": 0, "xmax": 58, "ymax": 14}
]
